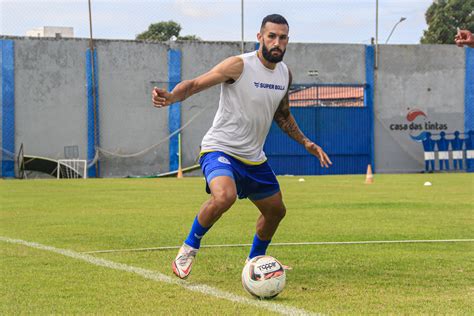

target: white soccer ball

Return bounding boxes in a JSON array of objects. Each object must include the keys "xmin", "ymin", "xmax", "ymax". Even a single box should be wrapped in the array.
[{"xmin": 241, "ymin": 255, "xmax": 286, "ymax": 299}]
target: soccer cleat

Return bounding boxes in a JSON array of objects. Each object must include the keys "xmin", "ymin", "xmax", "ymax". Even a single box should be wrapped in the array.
[
  {"xmin": 245, "ymin": 257, "xmax": 292, "ymax": 270},
  {"xmin": 172, "ymin": 243, "xmax": 198, "ymax": 279}
]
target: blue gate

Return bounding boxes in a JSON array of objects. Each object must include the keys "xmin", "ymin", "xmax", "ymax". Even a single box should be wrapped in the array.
[{"xmin": 264, "ymin": 83, "xmax": 374, "ymax": 175}]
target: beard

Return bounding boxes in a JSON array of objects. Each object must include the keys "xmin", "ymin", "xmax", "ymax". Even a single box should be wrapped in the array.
[{"xmin": 261, "ymin": 41, "xmax": 286, "ymax": 63}]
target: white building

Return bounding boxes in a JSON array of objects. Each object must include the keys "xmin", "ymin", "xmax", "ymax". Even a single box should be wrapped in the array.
[{"xmin": 26, "ymin": 26, "xmax": 74, "ymax": 38}]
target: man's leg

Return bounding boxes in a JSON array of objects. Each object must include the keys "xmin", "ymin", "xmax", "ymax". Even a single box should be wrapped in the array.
[
  {"xmin": 184, "ymin": 175, "xmax": 237, "ymax": 248},
  {"xmin": 172, "ymin": 175, "xmax": 237, "ymax": 279},
  {"xmin": 248, "ymin": 191, "xmax": 286, "ymax": 259},
  {"xmin": 198, "ymin": 175, "xmax": 238, "ymax": 226}
]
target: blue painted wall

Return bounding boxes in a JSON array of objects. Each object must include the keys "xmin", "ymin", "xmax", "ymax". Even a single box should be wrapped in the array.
[
  {"xmin": 365, "ymin": 45, "xmax": 375, "ymax": 171},
  {"xmin": 86, "ymin": 48, "xmax": 100, "ymax": 178},
  {"xmin": 1, "ymin": 40, "xmax": 15, "ymax": 178},
  {"xmin": 168, "ymin": 49, "xmax": 182, "ymax": 172}
]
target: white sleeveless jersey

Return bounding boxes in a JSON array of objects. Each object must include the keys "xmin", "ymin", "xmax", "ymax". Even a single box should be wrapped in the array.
[{"xmin": 201, "ymin": 51, "xmax": 289, "ymax": 164}]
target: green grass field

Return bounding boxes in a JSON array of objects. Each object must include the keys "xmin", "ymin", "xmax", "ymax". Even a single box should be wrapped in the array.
[{"xmin": 1, "ymin": 173, "xmax": 473, "ymax": 314}]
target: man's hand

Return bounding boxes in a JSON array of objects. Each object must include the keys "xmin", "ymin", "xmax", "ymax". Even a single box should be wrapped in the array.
[
  {"xmin": 455, "ymin": 29, "xmax": 474, "ymax": 48},
  {"xmin": 304, "ymin": 140, "xmax": 332, "ymax": 168},
  {"xmin": 152, "ymin": 87, "xmax": 175, "ymax": 108}
]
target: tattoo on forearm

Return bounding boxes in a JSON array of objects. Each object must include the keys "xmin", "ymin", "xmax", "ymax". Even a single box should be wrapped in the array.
[{"xmin": 274, "ymin": 94, "xmax": 309, "ymax": 145}]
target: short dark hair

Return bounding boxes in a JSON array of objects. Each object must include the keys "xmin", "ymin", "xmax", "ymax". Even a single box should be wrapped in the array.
[{"xmin": 260, "ymin": 14, "xmax": 289, "ymax": 31}]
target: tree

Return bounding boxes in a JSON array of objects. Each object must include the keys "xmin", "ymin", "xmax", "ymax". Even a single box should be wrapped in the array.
[
  {"xmin": 177, "ymin": 35, "xmax": 201, "ymax": 41},
  {"xmin": 136, "ymin": 21, "xmax": 201, "ymax": 41},
  {"xmin": 420, "ymin": 0, "xmax": 474, "ymax": 44}
]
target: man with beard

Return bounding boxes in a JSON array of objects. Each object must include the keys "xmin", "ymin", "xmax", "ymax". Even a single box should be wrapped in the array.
[{"xmin": 152, "ymin": 14, "xmax": 331, "ymax": 279}]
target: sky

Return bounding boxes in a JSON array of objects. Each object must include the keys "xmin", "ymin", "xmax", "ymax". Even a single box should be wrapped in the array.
[{"xmin": 0, "ymin": 0, "xmax": 434, "ymax": 44}]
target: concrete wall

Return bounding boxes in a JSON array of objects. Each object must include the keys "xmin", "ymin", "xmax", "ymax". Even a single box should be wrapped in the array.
[
  {"xmin": 1, "ymin": 36, "xmax": 468, "ymax": 177},
  {"xmin": 95, "ymin": 40, "xmax": 168, "ymax": 177},
  {"xmin": 285, "ymin": 43, "xmax": 366, "ymax": 84},
  {"xmin": 14, "ymin": 38, "xmax": 89, "ymax": 161},
  {"xmin": 375, "ymin": 45, "xmax": 465, "ymax": 173}
]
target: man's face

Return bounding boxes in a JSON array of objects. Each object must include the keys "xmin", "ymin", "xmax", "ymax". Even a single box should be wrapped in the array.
[{"xmin": 258, "ymin": 22, "xmax": 289, "ymax": 63}]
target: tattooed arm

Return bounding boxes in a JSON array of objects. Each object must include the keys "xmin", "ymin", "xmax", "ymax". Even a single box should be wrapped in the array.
[{"xmin": 273, "ymin": 70, "xmax": 332, "ymax": 168}]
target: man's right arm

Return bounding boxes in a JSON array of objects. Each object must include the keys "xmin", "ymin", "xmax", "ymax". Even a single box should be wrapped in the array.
[{"xmin": 152, "ymin": 56, "xmax": 243, "ymax": 108}]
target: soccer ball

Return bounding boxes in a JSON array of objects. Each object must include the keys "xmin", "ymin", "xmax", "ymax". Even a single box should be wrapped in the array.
[{"xmin": 241, "ymin": 255, "xmax": 286, "ymax": 299}]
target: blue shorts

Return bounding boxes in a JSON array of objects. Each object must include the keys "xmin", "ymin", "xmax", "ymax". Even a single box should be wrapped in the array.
[{"xmin": 199, "ymin": 151, "xmax": 280, "ymax": 201}]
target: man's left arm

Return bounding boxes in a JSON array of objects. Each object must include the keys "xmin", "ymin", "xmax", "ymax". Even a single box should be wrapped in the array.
[{"xmin": 273, "ymin": 71, "xmax": 332, "ymax": 168}]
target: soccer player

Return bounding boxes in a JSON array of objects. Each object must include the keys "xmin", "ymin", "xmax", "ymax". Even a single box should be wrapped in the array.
[{"xmin": 152, "ymin": 14, "xmax": 332, "ymax": 279}]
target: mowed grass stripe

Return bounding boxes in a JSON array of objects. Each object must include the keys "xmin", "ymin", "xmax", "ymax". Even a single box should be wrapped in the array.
[{"xmin": 0, "ymin": 236, "xmax": 317, "ymax": 316}]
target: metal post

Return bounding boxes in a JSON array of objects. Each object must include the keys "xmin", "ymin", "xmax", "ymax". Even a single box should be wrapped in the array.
[
  {"xmin": 178, "ymin": 133, "xmax": 182, "ymax": 171},
  {"xmin": 385, "ymin": 17, "xmax": 407, "ymax": 44},
  {"xmin": 241, "ymin": 0, "xmax": 244, "ymax": 54}
]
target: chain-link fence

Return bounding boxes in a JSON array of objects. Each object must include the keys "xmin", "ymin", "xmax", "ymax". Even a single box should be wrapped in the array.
[
  {"xmin": 5, "ymin": 1, "xmax": 466, "ymax": 177},
  {"xmin": 1, "ymin": 0, "xmax": 432, "ymax": 44}
]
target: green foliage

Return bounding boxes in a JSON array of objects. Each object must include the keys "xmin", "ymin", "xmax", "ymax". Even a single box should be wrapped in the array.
[
  {"xmin": 1, "ymin": 174, "xmax": 473, "ymax": 314},
  {"xmin": 177, "ymin": 34, "xmax": 202, "ymax": 41},
  {"xmin": 421, "ymin": 0, "xmax": 474, "ymax": 44},
  {"xmin": 136, "ymin": 20, "xmax": 200, "ymax": 41}
]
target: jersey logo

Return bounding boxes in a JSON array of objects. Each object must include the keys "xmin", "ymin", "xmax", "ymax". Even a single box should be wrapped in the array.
[
  {"xmin": 218, "ymin": 156, "xmax": 231, "ymax": 164},
  {"xmin": 253, "ymin": 81, "xmax": 286, "ymax": 91}
]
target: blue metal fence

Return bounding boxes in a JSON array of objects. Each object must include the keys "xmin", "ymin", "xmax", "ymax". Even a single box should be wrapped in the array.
[{"xmin": 264, "ymin": 84, "xmax": 372, "ymax": 175}]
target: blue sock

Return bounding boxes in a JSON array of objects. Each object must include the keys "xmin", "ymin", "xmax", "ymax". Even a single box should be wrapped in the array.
[
  {"xmin": 248, "ymin": 234, "xmax": 271, "ymax": 259},
  {"xmin": 184, "ymin": 216, "xmax": 211, "ymax": 249}
]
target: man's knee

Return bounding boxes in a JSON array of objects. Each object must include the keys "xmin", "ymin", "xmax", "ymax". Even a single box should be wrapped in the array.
[
  {"xmin": 262, "ymin": 204, "xmax": 286, "ymax": 223},
  {"xmin": 273, "ymin": 205, "xmax": 286, "ymax": 221},
  {"xmin": 212, "ymin": 189, "xmax": 237, "ymax": 211}
]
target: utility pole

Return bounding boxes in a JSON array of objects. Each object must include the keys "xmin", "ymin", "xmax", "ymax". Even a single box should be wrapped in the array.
[{"xmin": 241, "ymin": 0, "xmax": 244, "ymax": 54}]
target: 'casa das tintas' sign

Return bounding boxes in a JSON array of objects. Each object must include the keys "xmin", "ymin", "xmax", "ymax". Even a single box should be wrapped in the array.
[{"xmin": 389, "ymin": 108, "xmax": 448, "ymax": 142}]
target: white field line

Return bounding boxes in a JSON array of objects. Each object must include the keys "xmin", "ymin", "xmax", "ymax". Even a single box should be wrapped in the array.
[
  {"xmin": 0, "ymin": 236, "xmax": 317, "ymax": 316},
  {"xmin": 82, "ymin": 239, "xmax": 474, "ymax": 254}
]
